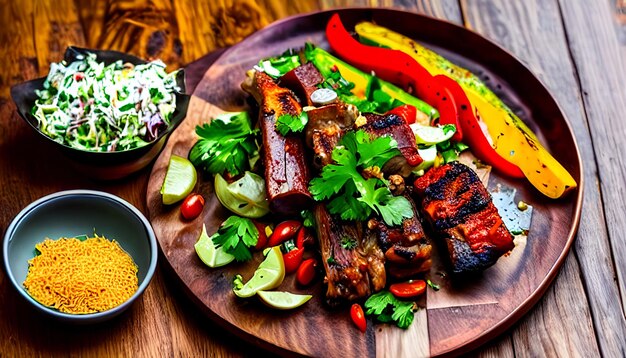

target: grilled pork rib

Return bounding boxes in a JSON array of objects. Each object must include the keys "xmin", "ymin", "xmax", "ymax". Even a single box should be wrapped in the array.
[
  {"xmin": 367, "ymin": 193, "xmax": 432, "ymax": 279},
  {"xmin": 413, "ymin": 162, "xmax": 514, "ymax": 273},
  {"xmin": 305, "ymin": 103, "xmax": 358, "ymax": 167},
  {"xmin": 280, "ymin": 62, "xmax": 324, "ymax": 106},
  {"xmin": 242, "ymin": 71, "xmax": 312, "ymax": 214},
  {"xmin": 314, "ymin": 204, "xmax": 386, "ymax": 306},
  {"xmin": 358, "ymin": 112, "xmax": 422, "ymax": 176}
]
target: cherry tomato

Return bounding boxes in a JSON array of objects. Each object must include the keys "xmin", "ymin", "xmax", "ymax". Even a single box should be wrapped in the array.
[
  {"xmin": 268, "ymin": 220, "xmax": 301, "ymax": 247},
  {"xmin": 253, "ymin": 222, "xmax": 268, "ymax": 251},
  {"xmin": 295, "ymin": 227, "xmax": 315, "ymax": 249},
  {"xmin": 350, "ymin": 303, "xmax": 367, "ymax": 333},
  {"xmin": 296, "ymin": 258, "xmax": 318, "ymax": 286},
  {"xmin": 181, "ymin": 194, "xmax": 204, "ymax": 220},
  {"xmin": 283, "ymin": 248, "xmax": 304, "ymax": 274},
  {"xmin": 389, "ymin": 280, "xmax": 426, "ymax": 299}
]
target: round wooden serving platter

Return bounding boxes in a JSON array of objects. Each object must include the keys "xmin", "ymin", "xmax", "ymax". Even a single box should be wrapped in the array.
[{"xmin": 146, "ymin": 8, "xmax": 583, "ymax": 357}]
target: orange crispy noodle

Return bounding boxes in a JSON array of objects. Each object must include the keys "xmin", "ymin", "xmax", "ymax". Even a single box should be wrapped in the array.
[{"xmin": 23, "ymin": 235, "xmax": 138, "ymax": 314}]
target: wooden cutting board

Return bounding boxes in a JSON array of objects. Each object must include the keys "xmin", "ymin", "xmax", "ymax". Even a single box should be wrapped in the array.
[{"xmin": 146, "ymin": 8, "xmax": 582, "ymax": 357}]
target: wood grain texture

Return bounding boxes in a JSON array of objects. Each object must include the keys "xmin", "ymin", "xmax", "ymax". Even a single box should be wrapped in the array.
[{"xmin": 461, "ymin": 0, "xmax": 626, "ymax": 357}]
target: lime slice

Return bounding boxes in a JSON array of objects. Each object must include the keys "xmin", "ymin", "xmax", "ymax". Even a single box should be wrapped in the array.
[
  {"xmin": 161, "ymin": 155, "xmax": 197, "ymax": 205},
  {"xmin": 234, "ymin": 246, "xmax": 285, "ymax": 298},
  {"xmin": 214, "ymin": 172, "xmax": 269, "ymax": 218},
  {"xmin": 413, "ymin": 145, "xmax": 438, "ymax": 175},
  {"xmin": 257, "ymin": 291, "xmax": 312, "ymax": 310},
  {"xmin": 194, "ymin": 223, "xmax": 235, "ymax": 268},
  {"xmin": 410, "ymin": 123, "xmax": 455, "ymax": 146}
]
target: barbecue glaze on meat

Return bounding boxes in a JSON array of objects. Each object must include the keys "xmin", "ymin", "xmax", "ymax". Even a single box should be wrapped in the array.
[
  {"xmin": 280, "ymin": 62, "xmax": 324, "ymax": 106},
  {"xmin": 305, "ymin": 103, "xmax": 358, "ymax": 167},
  {"xmin": 314, "ymin": 204, "xmax": 386, "ymax": 306},
  {"xmin": 242, "ymin": 71, "xmax": 312, "ymax": 214},
  {"xmin": 413, "ymin": 162, "xmax": 514, "ymax": 273},
  {"xmin": 367, "ymin": 193, "xmax": 432, "ymax": 279}
]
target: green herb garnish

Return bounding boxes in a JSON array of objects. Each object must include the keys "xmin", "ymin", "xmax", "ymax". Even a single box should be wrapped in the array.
[
  {"xmin": 340, "ymin": 236, "xmax": 357, "ymax": 250},
  {"xmin": 364, "ymin": 290, "xmax": 416, "ymax": 329},
  {"xmin": 309, "ymin": 130, "xmax": 413, "ymax": 226},
  {"xmin": 189, "ymin": 112, "xmax": 259, "ymax": 177},
  {"xmin": 275, "ymin": 111, "xmax": 308, "ymax": 136},
  {"xmin": 211, "ymin": 216, "xmax": 259, "ymax": 262}
]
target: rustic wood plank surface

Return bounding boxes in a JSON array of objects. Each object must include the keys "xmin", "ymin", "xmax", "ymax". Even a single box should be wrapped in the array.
[{"xmin": 0, "ymin": 0, "xmax": 624, "ymax": 357}]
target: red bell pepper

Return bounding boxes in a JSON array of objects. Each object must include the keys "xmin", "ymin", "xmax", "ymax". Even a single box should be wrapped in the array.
[
  {"xmin": 434, "ymin": 75, "xmax": 524, "ymax": 178},
  {"xmin": 387, "ymin": 104, "xmax": 417, "ymax": 124},
  {"xmin": 326, "ymin": 14, "xmax": 461, "ymax": 141},
  {"xmin": 326, "ymin": 14, "xmax": 523, "ymax": 178}
]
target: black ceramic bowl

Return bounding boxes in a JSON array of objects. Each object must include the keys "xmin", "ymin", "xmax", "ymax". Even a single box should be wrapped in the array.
[
  {"xmin": 2, "ymin": 190, "xmax": 158, "ymax": 324},
  {"xmin": 10, "ymin": 47, "xmax": 190, "ymax": 180}
]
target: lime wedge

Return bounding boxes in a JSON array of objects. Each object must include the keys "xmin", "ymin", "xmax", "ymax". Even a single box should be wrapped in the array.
[
  {"xmin": 161, "ymin": 155, "xmax": 197, "ymax": 205},
  {"xmin": 410, "ymin": 123, "xmax": 455, "ymax": 146},
  {"xmin": 234, "ymin": 246, "xmax": 285, "ymax": 298},
  {"xmin": 194, "ymin": 223, "xmax": 235, "ymax": 268},
  {"xmin": 413, "ymin": 145, "xmax": 438, "ymax": 174},
  {"xmin": 214, "ymin": 172, "xmax": 269, "ymax": 218},
  {"xmin": 257, "ymin": 291, "xmax": 312, "ymax": 310}
]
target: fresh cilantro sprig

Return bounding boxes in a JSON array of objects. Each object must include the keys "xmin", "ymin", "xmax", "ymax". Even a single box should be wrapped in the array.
[
  {"xmin": 189, "ymin": 112, "xmax": 259, "ymax": 177},
  {"xmin": 211, "ymin": 216, "xmax": 259, "ymax": 262},
  {"xmin": 364, "ymin": 290, "xmax": 416, "ymax": 329},
  {"xmin": 309, "ymin": 130, "xmax": 413, "ymax": 226},
  {"xmin": 275, "ymin": 111, "xmax": 308, "ymax": 136}
]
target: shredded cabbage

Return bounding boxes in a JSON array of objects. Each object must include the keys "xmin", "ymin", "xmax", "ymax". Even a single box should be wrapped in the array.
[{"xmin": 32, "ymin": 52, "xmax": 181, "ymax": 152}]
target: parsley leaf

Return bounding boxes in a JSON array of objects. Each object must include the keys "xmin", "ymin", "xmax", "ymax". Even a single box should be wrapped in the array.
[
  {"xmin": 189, "ymin": 112, "xmax": 259, "ymax": 177},
  {"xmin": 391, "ymin": 300, "xmax": 416, "ymax": 329},
  {"xmin": 309, "ymin": 130, "xmax": 413, "ymax": 226},
  {"xmin": 211, "ymin": 216, "xmax": 259, "ymax": 262},
  {"xmin": 275, "ymin": 111, "xmax": 308, "ymax": 136},
  {"xmin": 364, "ymin": 290, "xmax": 416, "ymax": 329}
]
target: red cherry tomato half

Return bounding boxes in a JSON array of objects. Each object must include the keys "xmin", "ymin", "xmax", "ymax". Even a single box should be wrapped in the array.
[
  {"xmin": 268, "ymin": 220, "xmax": 302, "ymax": 247},
  {"xmin": 350, "ymin": 303, "xmax": 367, "ymax": 333},
  {"xmin": 283, "ymin": 248, "xmax": 304, "ymax": 274},
  {"xmin": 296, "ymin": 258, "xmax": 317, "ymax": 286},
  {"xmin": 181, "ymin": 194, "xmax": 204, "ymax": 220},
  {"xmin": 389, "ymin": 280, "xmax": 427, "ymax": 299},
  {"xmin": 253, "ymin": 222, "xmax": 268, "ymax": 251},
  {"xmin": 295, "ymin": 227, "xmax": 315, "ymax": 249}
]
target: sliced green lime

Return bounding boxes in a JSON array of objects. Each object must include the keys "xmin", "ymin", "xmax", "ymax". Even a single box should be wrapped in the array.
[
  {"xmin": 194, "ymin": 223, "xmax": 235, "ymax": 268},
  {"xmin": 413, "ymin": 145, "xmax": 438, "ymax": 175},
  {"xmin": 214, "ymin": 172, "xmax": 269, "ymax": 218},
  {"xmin": 234, "ymin": 246, "xmax": 285, "ymax": 298},
  {"xmin": 160, "ymin": 155, "xmax": 197, "ymax": 205},
  {"xmin": 411, "ymin": 123, "xmax": 455, "ymax": 146},
  {"xmin": 257, "ymin": 291, "xmax": 312, "ymax": 310}
]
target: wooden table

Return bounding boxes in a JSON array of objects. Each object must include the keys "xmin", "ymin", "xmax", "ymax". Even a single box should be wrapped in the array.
[{"xmin": 1, "ymin": 1, "xmax": 625, "ymax": 356}]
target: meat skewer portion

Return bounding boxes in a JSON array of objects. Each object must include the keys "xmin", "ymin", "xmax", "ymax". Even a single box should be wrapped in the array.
[
  {"xmin": 366, "ymin": 192, "xmax": 432, "ymax": 279},
  {"xmin": 242, "ymin": 71, "xmax": 312, "ymax": 214},
  {"xmin": 413, "ymin": 162, "xmax": 514, "ymax": 274},
  {"xmin": 314, "ymin": 204, "xmax": 386, "ymax": 306}
]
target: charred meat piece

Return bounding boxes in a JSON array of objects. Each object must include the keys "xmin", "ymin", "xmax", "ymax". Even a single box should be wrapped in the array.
[
  {"xmin": 357, "ymin": 113, "xmax": 422, "ymax": 176},
  {"xmin": 367, "ymin": 193, "xmax": 432, "ymax": 280},
  {"xmin": 314, "ymin": 204, "xmax": 385, "ymax": 306},
  {"xmin": 280, "ymin": 62, "xmax": 324, "ymax": 106},
  {"xmin": 413, "ymin": 162, "xmax": 514, "ymax": 274},
  {"xmin": 305, "ymin": 103, "xmax": 358, "ymax": 167},
  {"xmin": 242, "ymin": 71, "xmax": 312, "ymax": 214}
]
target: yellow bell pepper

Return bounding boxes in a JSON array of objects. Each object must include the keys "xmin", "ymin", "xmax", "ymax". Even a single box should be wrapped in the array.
[{"xmin": 355, "ymin": 21, "xmax": 577, "ymax": 198}]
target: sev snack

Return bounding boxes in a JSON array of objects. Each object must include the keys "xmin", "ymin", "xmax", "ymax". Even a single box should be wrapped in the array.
[{"xmin": 23, "ymin": 235, "xmax": 138, "ymax": 314}]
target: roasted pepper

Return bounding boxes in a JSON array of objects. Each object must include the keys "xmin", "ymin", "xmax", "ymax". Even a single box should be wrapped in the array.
[
  {"xmin": 354, "ymin": 21, "xmax": 576, "ymax": 198},
  {"xmin": 435, "ymin": 75, "xmax": 524, "ymax": 178},
  {"xmin": 325, "ymin": 14, "xmax": 462, "ymax": 144},
  {"xmin": 304, "ymin": 45, "xmax": 437, "ymax": 121}
]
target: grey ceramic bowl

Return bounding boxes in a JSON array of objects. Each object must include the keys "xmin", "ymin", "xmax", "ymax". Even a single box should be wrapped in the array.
[
  {"xmin": 10, "ymin": 47, "xmax": 190, "ymax": 180},
  {"xmin": 2, "ymin": 190, "xmax": 157, "ymax": 324}
]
